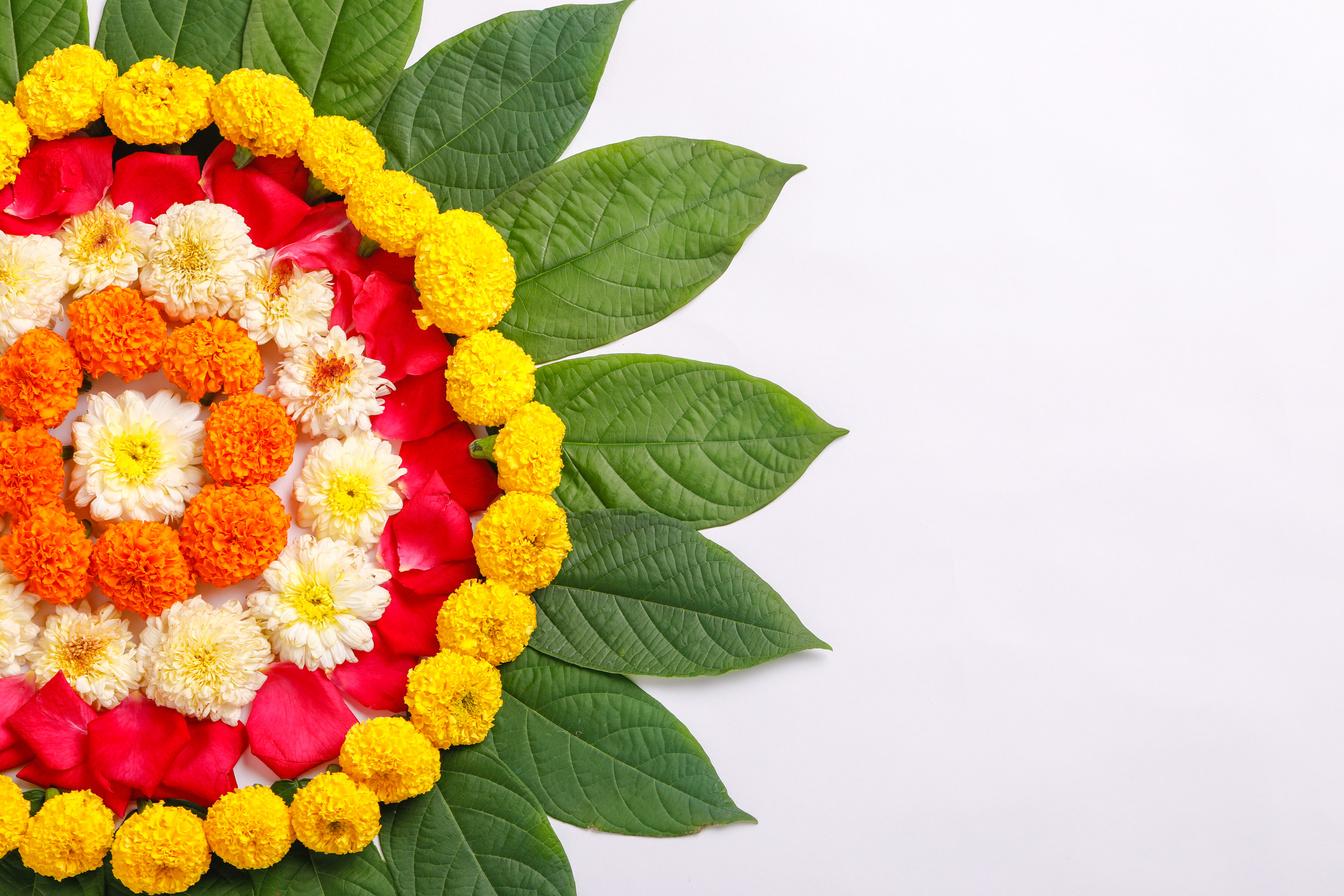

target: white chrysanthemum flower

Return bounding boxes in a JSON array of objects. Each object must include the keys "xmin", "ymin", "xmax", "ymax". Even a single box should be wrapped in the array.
[
  {"xmin": 0, "ymin": 233, "xmax": 72, "ymax": 350},
  {"xmin": 33, "ymin": 602, "xmax": 140, "ymax": 710},
  {"xmin": 139, "ymin": 597, "xmax": 272, "ymax": 725},
  {"xmin": 58, "ymin": 198, "xmax": 154, "ymax": 297},
  {"xmin": 0, "ymin": 570, "xmax": 39, "ymax": 676},
  {"xmin": 140, "ymin": 200, "xmax": 261, "ymax": 321},
  {"xmin": 269, "ymin": 327, "xmax": 392, "ymax": 437},
  {"xmin": 247, "ymin": 535, "xmax": 392, "ymax": 671},
  {"xmin": 234, "ymin": 256, "xmax": 334, "ymax": 350},
  {"xmin": 295, "ymin": 432, "xmax": 404, "ymax": 548},
  {"xmin": 71, "ymin": 389, "xmax": 206, "ymax": 523}
]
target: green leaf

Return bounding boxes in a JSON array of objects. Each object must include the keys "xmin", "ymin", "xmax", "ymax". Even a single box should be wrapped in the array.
[
  {"xmin": 375, "ymin": 0, "xmax": 630, "ymax": 211},
  {"xmin": 492, "ymin": 648, "xmax": 753, "ymax": 836},
  {"xmin": 95, "ymin": 0, "xmax": 251, "ymax": 78},
  {"xmin": 486, "ymin": 137, "xmax": 803, "ymax": 363},
  {"xmin": 531, "ymin": 509, "xmax": 828, "ymax": 676},
  {"xmin": 240, "ymin": 0, "xmax": 421, "ymax": 123},
  {"xmin": 0, "ymin": 0, "xmax": 89, "ymax": 101},
  {"xmin": 107, "ymin": 856, "xmax": 249, "ymax": 896},
  {"xmin": 380, "ymin": 740, "xmax": 575, "ymax": 896},
  {"xmin": 249, "ymin": 843, "xmax": 394, "ymax": 896},
  {"xmin": 0, "ymin": 851, "xmax": 104, "ymax": 896},
  {"xmin": 535, "ymin": 354, "xmax": 846, "ymax": 528},
  {"xmin": 269, "ymin": 777, "xmax": 311, "ymax": 806}
]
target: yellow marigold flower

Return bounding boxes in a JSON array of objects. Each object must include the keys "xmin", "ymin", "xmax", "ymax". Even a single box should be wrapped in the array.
[
  {"xmin": 179, "ymin": 483, "xmax": 290, "ymax": 587},
  {"xmin": 103, "ymin": 56, "xmax": 215, "ymax": 146},
  {"xmin": 19, "ymin": 790, "xmax": 114, "ymax": 880},
  {"xmin": 210, "ymin": 69, "xmax": 313, "ymax": 157},
  {"xmin": 15, "ymin": 45, "xmax": 117, "ymax": 140},
  {"xmin": 0, "ymin": 504, "xmax": 93, "ymax": 606},
  {"xmin": 0, "ymin": 102, "xmax": 30, "ymax": 189},
  {"xmin": 493, "ymin": 401, "xmax": 565, "ymax": 494},
  {"xmin": 91, "ymin": 521, "xmax": 195, "ymax": 618},
  {"xmin": 345, "ymin": 169, "xmax": 438, "ymax": 257},
  {"xmin": 0, "ymin": 327, "xmax": 81, "ymax": 429},
  {"xmin": 67, "ymin": 286, "xmax": 167, "ymax": 381},
  {"xmin": 414, "ymin": 210, "xmax": 515, "ymax": 336},
  {"xmin": 442, "ymin": 330, "xmax": 535, "ymax": 426},
  {"xmin": 0, "ymin": 775, "xmax": 27, "ymax": 857},
  {"xmin": 161, "ymin": 317, "xmax": 264, "ymax": 403},
  {"xmin": 299, "ymin": 116, "xmax": 384, "ymax": 196},
  {"xmin": 289, "ymin": 773, "xmax": 380, "ymax": 855},
  {"xmin": 472, "ymin": 492, "xmax": 571, "ymax": 594},
  {"xmin": 110, "ymin": 803, "xmax": 211, "ymax": 895},
  {"xmin": 339, "ymin": 717, "xmax": 441, "ymax": 803},
  {"xmin": 406, "ymin": 651, "xmax": 503, "ymax": 748},
  {"xmin": 0, "ymin": 425, "xmax": 63, "ymax": 519},
  {"xmin": 203, "ymin": 392, "xmax": 296, "ymax": 486},
  {"xmin": 204, "ymin": 786, "xmax": 294, "ymax": 870},
  {"xmin": 437, "ymin": 579, "xmax": 536, "ymax": 666}
]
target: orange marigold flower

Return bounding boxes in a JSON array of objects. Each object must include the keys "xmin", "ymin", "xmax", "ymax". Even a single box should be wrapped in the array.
[
  {"xmin": 66, "ymin": 286, "xmax": 167, "ymax": 381},
  {"xmin": 0, "ymin": 504, "xmax": 92, "ymax": 605},
  {"xmin": 179, "ymin": 483, "xmax": 289, "ymax": 587},
  {"xmin": 202, "ymin": 392, "xmax": 296, "ymax": 486},
  {"xmin": 91, "ymin": 521, "xmax": 195, "ymax": 617},
  {"xmin": 0, "ymin": 425, "xmax": 63, "ymax": 518},
  {"xmin": 0, "ymin": 327, "xmax": 81, "ymax": 428},
  {"xmin": 161, "ymin": 318, "xmax": 263, "ymax": 403}
]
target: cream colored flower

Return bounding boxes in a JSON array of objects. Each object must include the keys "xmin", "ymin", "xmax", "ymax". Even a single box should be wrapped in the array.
[
  {"xmin": 0, "ymin": 233, "xmax": 71, "ymax": 350},
  {"xmin": 235, "ymin": 256, "xmax": 334, "ymax": 350},
  {"xmin": 58, "ymin": 198, "xmax": 153, "ymax": 297},
  {"xmin": 247, "ymin": 535, "xmax": 391, "ymax": 671},
  {"xmin": 140, "ymin": 200, "xmax": 261, "ymax": 321},
  {"xmin": 139, "ymin": 597, "xmax": 271, "ymax": 725},
  {"xmin": 33, "ymin": 602, "xmax": 139, "ymax": 710},
  {"xmin": 71, "ymin": 389, "xmax": 206, "ymax": 523},
  {"xmin": 0, "ymin": 570, "xmax": 38, "ymax": 676},
  {"xmin": 294, "ymin": 432, "xmax": 404, "ymax": 548},
  {"xmin": 269, "ymin": 327, "xmax": 391, "ymax": 437}
]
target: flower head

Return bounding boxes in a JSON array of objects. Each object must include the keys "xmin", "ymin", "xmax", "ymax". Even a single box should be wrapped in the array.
[
  {"xmin": 414, "ymin": 210, "xmax": 516, "ymax": 336},
  {"xmin": 442, "ymin": 329, "xmax": 536, "ymax": 426},
  {"xmin": 472, "ymin": 492, "xmax": 571, "ymax": 593},
  {"xmin": 0, "ymin": 424, "xmax": 63, "ymax": 518},
  {"xmin": 203, "ymin": 392, "xmax": 296, "ymax": 486},
  {"xmin": 236, "ymin": 256, "xmax": 333, "ymax": 350},
  {"xmin": 15, "ymin": 45, "xmax": 118, "ymax": 140},
  {"xmin": 18, "ymin": 790, "xmax": 115, "ymax": 880},
  {"xmin": 493, "ymin": 401, "xmax": 565, "ymax": 494},
  {"xmin": 103, "ymin": 56, "xmax": 215, "ymax": 145},
  {"xmin": 289, "ymin": 773, "xmax": 381, "ymax": 855},
  {"xmin": 67, "ymin": 286, "xmax": 167, "ymax": 381},
  {"xmin": 294, "ymin": 432, "xmax": 403, "ymax": 547},
  {"xmin": 406, "ymin": 650, "xmax": 503, "ymax": 747},
  {"xmin": 140, "ymin": 597, "xmax": 271, "ymax": 724},
  {"xmin": 179, "ymin": 483, "xmax": 290, "ymax": 587},
  {"xmin": 90, "ymin": 521, "xmax": 195, "ymax": 617},
  {"xmin": 248, "ymin": 534, "xmax": 391, "ymax": 671},
  {"xmin": 0, "ymin": 233, "xmax": 72, "ymax": 350},
  {"xmin": 71, "ymin": 389, "xmax": 205, "ymax": 523},
  {"xmin": 58, "ymin": 198, "xmax": 154, "ymax": 297},
  {"xmin": 210, "ymin": 69, "xmax": 314, "ymax": 157},
  {"xmin": 110, "ymin": 803, "xmax": 212, "ymax": 895},
  {"xmin": 299, "ymin": 116, "xmax": 385, "ymax": 195},
  {"xmin": 270, "ymin": 327, "xmax": 392, "ymax": 437},
  {"xmin": 140, "ymin": 200, "xmax": 261, "ymax": 322},
  {"xmin": 0, "ymin": 326, "xmax": 80, "ymax": 428},
  {"xmin": 345, "ymin": 169, "xmax": 438, "ymax": 257},
  {"xmin": 160, "ymin": 316, "xmax": 264, "ymax": 402},
  {"xmin": 0, "ymin": 775, "xmax": 28, "ymax": 857},
  {"xmin": 0, "ymin": 504, "xmax": 92, "ymax": 605},
  {"xmin": 339, "ymin": 717, "xmax": 441, "ymax": 803},
  {"xmin": 437, "ymin": 579, "xmax": 536, "ymax": 666},
  {"xmin": 33, "ymin": 602, "xmax": 139, "ymax": 710},
  {"xmin": 203, "ymin": 786, "xmax": 294, "ymax": 870},
  {"xmin": 0, "ymin": 570, "xmax": 39, "ymax": 676},
  {"xmin": 0, "ymin": 101, "xmax": 31, "ymax": 189}
]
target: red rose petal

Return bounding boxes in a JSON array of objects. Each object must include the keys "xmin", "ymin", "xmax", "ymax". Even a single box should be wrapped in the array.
[
  {"xmin": 251, "ymin": 153, "xmax": 309, "ymax": 197},
  {"xmin": 9, "ymin": 673, "xmax": 97, "ymax": 770},
  {"xmin": 9, "ymin": 136, "xmax": 115, "ymax": 219},
  {"xmin": 373, "ymin": 370, "xmax": 458, "ymax": 441},
  {"xmin": 330, "ymin": 269, "xmax": 361, "ymax": 331},
  {"xmin": 111, "ymin": 152, "xmax": 206, "ymax": 222},
  {"xmin": 19, "ymin": 756, "xmax": 132, "ymax": 816},
  {"xmin": 388, "ymin": 472, "xmax": 474, "ymax": 571},
  {"xmin": 399, "ymin": 422, "xmax": 501, "ymax": 512},
  {"xmin": 352, "ymin": 273, "xmax": 450, "ymax": 381},
  {"xmin": 154, "ymin": 718, "xmax": 247, "ymax": 807},
  {"xmin": 275, "ymin": 202, "xmax": 363, "ymax": 275},
  {"xmin": 202, "ymin": 141, "xmax": 311, "ymax": 249},
  {"xmin": 0, "ymin": 675, "xmax": 36, "ymax": 757},
  {"xmin": 247, "ymin": 663, "xmax": 357, "ymax": 779},
  {"xmin": 0, "ymin": 186, "xmax": 64, "ymax": 234},
  {"xmin": 374, "ymin": 579, "xmax": 447, "ymax": 657},
  {"xmin": 87, "ymin": 694, "xmax": 191, "ymax": 794},
  {"xmin": 359, "ymin": 247, "xmax": 416, "ymax": 284},
  {"xmin": 329, "ymin": 629, "xmax": 418, "ymax": 713}
]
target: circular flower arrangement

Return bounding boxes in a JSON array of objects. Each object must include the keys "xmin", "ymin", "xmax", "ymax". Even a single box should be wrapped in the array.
[{"xmin": 0, "ymin": 2, "xmax": 843, "ymax": 894}]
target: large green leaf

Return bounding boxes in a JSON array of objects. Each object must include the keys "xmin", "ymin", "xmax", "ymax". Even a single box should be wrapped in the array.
[
  {"xmin": 249, "ymin": 844, "xmax": 394, "ymax": 896},
  {"xmin": 535, "ymin": 354, "xmax": 846, "ymax": 528},
  {"xmin": 375, "ymin": 0, "xmax": 629, "ymax": 211},
  {"xmin": 486, "ymin": 137, "xmax": 803, "ymax": 363},
  {"xmin": 240, "ymin": 0, "xmax": 421, "ymax": 123},
  {"xmin": 0, "ymin": 0, "xmax": 88, "ymax": 100},
  {"xmin": 532, "ymin": 509, "xmax": 828, "ymax": 676},
  {"xmin": 95, "ymin": 0, "xmax": 251, "ymax": 78},
  {"xmin": 106, "ymin": 857, "xmax": 249, "ymax": 896},
  {"xmin": 380, "ymin": 740, "xmax": 575, "ymax": 896},
  {"xmin": 0, "ymin": 852, "xmax": 103, "ymax": 896},
  {"xmin": 492, "ymin": 648, "xmax": 753, "ymax": 836}
]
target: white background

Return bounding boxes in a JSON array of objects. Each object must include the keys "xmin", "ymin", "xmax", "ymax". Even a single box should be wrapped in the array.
[{"xmin": 94, "ymin": 0, "xmax": 1344, "ymax": 892}]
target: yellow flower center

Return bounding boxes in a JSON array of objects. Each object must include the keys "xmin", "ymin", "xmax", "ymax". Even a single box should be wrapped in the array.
[
  {"xmin": 167, "ymin": 236, "xmax": 215, "ymax": 276},
  {"xmin": 325, "ymin": 471, "xmax": 376, "ymax": 519},
  {"xmin": 57, "ymin": 633, "xmax": 113, "ymax": 677},
  {"xmin": 71, "ymin": 208, "xmax": 128, "ymax": 265},
  {"xmin": 285, "ymin": 577, "xmax": 340, "ymax": 626},
  {"xmin": 308, "ymin": 354, "xmax": 355, "ymax": 395},
  {"xmin": 109, "ymin": 428, "xmax": 164, "ymax": 484}
]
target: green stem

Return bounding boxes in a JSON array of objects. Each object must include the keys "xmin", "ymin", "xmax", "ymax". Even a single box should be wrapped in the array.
[
  {"xmin": 78, "ymin": 371, "xmax": 93, "ymax": 394},
  {"xmin": 44, "ymin": 788, "xmax": 58, "ymax": 801},
  {"xmin": 469, "ymin": 434, "xmax": 497, "ymax": 461},
  {"xmin": 233, "ymin": 145, "xmax": 255, "ymax": 169},
  {"xmin": 164, "ymin": 144, "xmax": 182, "ymax": 155},
  {"xmin": 61, "ymin": 445, "xmax": 73, "ymax": 462},
  {"xmin": 304, "ymin": 173, "xmax": 332, "ymax": 204},
  {"xmin": 357, "ymin": 235, "xmax": 379, "ymax": 258}
]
